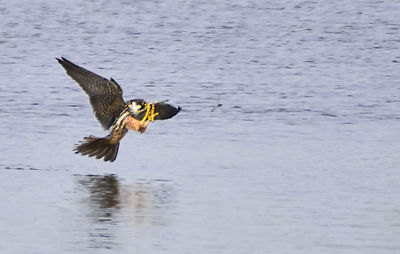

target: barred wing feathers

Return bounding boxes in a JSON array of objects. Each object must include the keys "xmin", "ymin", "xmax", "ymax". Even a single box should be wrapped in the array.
[{"xmin": 57, "ymin": 57, "xmax": 126, "ymax": 129}]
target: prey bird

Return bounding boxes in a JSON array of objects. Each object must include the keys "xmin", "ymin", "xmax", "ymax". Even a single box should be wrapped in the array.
[{"xmin": 56, "ymin": 57, "xmax": 181, "ymax": 162}]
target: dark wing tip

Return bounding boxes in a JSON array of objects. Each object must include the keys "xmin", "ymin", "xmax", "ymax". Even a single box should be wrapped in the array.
[
  {"xmin": 56, "ymin": 57, "xmax": 71, "ymax": 65},
  {"xmin": 152, "ymin": 102, "xmax": 181, "ymax": 120}
]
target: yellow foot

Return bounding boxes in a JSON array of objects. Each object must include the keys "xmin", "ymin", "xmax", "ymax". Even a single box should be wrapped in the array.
[{"xmin": 141, "ymin": 103, "xmax": 159, "ymax": 123}]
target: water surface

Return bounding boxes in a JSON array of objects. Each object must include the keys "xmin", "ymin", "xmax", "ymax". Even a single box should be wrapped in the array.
[{"xmin": 0, "ymin": 1, "xmax": 399, "ymax": 253}]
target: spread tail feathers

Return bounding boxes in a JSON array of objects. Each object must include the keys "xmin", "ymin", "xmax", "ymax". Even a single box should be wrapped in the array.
[{"xmin": 74, "ymin": 135, "xmax": 119, "ymax": 162}]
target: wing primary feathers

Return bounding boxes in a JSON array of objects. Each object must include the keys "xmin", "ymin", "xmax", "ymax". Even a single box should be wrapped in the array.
[{"xmin": 57, "ymin": 57, "xmax": 126, "ymax": 129}]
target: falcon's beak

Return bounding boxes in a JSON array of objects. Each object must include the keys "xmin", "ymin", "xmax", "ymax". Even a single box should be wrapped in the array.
[{"xmin": 137, "ymin": 103, "xmax": 147, "ymax": 113}]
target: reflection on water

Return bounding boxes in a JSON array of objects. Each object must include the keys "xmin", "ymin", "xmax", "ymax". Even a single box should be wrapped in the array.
[
  {"xmin": 79, "ymin": 174, "xmax": 120, "ymax": 212},
  {"xmin": 77, "ymin": 174, "xmax": 121, "ymax": 250},
  {"xmin": 75, "ymin": 174, "xmax": 175, "ymax": 251}
]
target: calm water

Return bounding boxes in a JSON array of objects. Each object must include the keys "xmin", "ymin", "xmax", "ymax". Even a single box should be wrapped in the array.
[{"xmin": 1, "ymin": 0, "xmax": 399, "ymax": 253}]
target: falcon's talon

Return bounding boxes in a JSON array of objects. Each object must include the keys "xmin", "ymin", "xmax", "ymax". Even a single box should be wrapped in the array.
[
  {"xmin": 140, "ymin": 103, "xmax": 151, "ymax": 124},
  {"xmin": 140, "ymin": 103, "xmax": 159, "ymax": 123}
]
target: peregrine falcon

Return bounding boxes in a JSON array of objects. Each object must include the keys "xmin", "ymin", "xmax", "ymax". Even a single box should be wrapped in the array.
[{"xmin": 56, "ymin": 57, "xmax": 181, "ymax": 162}]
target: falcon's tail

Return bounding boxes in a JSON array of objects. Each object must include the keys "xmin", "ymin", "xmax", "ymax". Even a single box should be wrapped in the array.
[{"xmin": 74, "ymin": 135, "xmax": 120, "ymax": 162}]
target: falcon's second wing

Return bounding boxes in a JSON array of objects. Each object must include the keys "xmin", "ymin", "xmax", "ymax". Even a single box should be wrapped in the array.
[
  {"xmin": 57, "ymin": 57, "xmax": 126, "ymax": 129},
  {"xmin": 135, "ymin": 102, "xmax": 181, "ymax": 121},
  {"xmin": 153, "ymin": 102, "xmax": 181, "ymax": 120}
]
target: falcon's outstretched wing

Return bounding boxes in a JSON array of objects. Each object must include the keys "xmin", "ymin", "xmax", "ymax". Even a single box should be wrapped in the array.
[
  {"xmin": 153, "ymin": 102, "xmax": 181, "ymax": 120},
  {"xmin": 135, "ymin": 102, "xmax": 181, "ymax": 121},
  {"xmin": 57, "ymin": 57, "xmax": 126, "ymax": 129}
]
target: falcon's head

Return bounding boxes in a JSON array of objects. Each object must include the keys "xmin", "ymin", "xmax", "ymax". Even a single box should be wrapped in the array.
[{"xmin": 127, "ymin": 99, "xmax": 147, "ymax": 115}]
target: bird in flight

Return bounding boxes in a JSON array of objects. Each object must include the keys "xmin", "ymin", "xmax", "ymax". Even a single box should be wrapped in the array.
[{"xmin": 57, "ymin": 57, "xmax": 181, "ymax": 162}]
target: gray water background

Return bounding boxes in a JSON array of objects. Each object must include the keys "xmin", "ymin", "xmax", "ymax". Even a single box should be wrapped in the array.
[{"xmin": 0, "ymin": 0, "xmax": 399, "ymax": 253}]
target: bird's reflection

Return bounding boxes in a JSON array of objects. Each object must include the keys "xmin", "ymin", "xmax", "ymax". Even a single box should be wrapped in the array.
[
  {"xmin": 79, "ymin": 174, "xmax": 120, "ymax": 211},
  {"xmin": 76, "ymin": 174, "xmax": 174, "ymax": 250},
  {"xmin": 78, "ymin": 174, "xmax": 174, "ymax": 217}
]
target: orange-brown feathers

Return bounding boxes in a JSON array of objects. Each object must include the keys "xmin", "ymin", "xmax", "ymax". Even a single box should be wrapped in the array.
[{"xmin": 125, "ymin": 116, "xmax": 148, "ymax": 133}]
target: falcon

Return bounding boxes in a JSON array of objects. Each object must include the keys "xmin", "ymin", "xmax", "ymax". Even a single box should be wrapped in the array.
[{"xmin": 56, "ymin": 57, "xmax": 181, "ymax": 162}]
